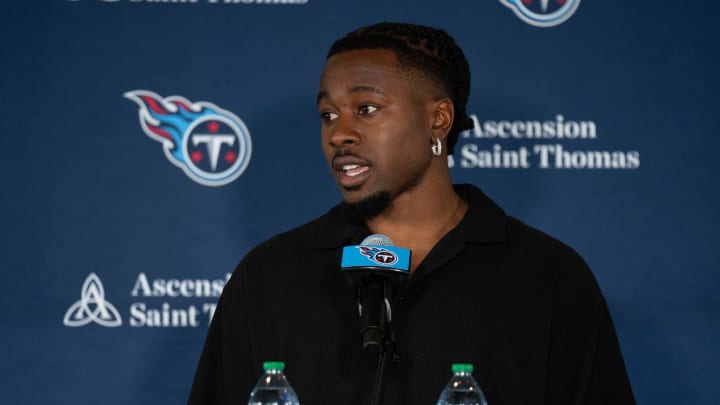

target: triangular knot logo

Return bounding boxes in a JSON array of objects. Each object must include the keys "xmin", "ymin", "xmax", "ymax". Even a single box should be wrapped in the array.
[{"xmin": 63, "ymin": 273, "xmax": 122, "ymax": 327}]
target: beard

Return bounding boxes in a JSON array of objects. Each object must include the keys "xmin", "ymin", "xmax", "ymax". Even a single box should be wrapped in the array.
[{"xmin": 342, "ymin": 191, "xmax": 391, "ymax": 224}]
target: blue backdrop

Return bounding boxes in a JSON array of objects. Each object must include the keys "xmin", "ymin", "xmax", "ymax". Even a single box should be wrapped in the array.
[{"xmin": 1, "ymin": 0, "xmax": 718, "ymax": 403}]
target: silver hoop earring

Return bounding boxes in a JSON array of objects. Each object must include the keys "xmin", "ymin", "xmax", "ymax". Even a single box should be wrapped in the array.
[{"xmin": 431, "ymin": 138, "xmax": 442, "ymax": 156}]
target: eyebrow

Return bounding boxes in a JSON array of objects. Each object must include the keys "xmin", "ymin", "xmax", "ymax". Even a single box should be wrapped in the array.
[{"xmin": 316, "ymin": 85, "xmax": 384, "ymax": 105}]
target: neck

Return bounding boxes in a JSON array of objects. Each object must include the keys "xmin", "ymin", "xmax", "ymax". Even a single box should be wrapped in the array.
[{"xmin": 365, "ymin": 172, "xmax": 467, "ymax": 258}]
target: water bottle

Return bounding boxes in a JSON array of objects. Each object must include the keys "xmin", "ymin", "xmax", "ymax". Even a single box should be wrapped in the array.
[
  {"xmin": 247, "ymin": 361, "xmax": 300, "ymax": 405},
  {"xmin": 436, "ymin": 363, "xmax": 488, "ymax": 405}
]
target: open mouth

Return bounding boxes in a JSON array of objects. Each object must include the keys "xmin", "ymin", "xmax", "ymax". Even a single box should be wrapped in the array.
[
  {"xmin": 331, "ymin": 153, "xmax": 372, "ymax": 189},
  {"xmin": 342, "ymin": 164, "xmax": 370, "ymax": 177}
]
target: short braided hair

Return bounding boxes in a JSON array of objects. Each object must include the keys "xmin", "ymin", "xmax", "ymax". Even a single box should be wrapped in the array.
[{"xmin": 327, "ymin": 22, "xmax": 474, "ymax": 155}]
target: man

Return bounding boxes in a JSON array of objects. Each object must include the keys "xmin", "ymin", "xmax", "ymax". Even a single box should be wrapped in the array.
[{"xmin": 189, "ymin": 23, "xmax": 635, "ymax": 404}]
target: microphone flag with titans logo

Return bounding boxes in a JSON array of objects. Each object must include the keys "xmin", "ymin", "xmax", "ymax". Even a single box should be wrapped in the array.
[{"xmin": 341, "ymin": 235, "xmax": 411, "ymax": 355}]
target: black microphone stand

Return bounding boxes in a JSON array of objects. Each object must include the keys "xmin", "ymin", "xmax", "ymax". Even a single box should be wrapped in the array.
[
  {"xmin": 362, "ymin": 279, "xmax": 396, "ymax": 405},
  {"xmin": 368, "ymin": 330, "xmax": 396, "ymax": 405},
  {"xmin": 341, "ymin": 239, "xmax": 409, "ymax": 405}
]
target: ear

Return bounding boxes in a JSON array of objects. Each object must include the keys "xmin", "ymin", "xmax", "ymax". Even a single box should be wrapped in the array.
[{"xmin": 430, "ymin": 98, "xmax": 454, "ymax": 141}]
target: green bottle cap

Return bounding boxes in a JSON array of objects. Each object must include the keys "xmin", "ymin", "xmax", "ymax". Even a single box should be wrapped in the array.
[
  {"xmin": 263, "ymin": 361, "xmax": 286, "ymax": 371},
  {"xmin": 451, "ymin": 363, "xmax": 474, "ymax": 373}
]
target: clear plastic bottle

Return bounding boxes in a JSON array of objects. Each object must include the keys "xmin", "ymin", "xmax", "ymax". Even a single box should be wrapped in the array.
[
  {"xmin": 247, "ymin": 361, "xmax": 300, "ymax": 405},
  {"xmin": 436, "ymin": 363, "xmax": 488, "ymax": 405}
]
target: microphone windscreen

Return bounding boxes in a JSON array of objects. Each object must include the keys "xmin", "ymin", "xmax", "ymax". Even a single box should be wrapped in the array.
[{"xmin": 361, "ymin": 234, "xmax": 393, "ymax": 246}]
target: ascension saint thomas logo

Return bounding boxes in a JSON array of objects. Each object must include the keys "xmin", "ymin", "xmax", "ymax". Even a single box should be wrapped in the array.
[
  {"xmin": 63, "ymin": 273, "xmax": 122, "ymax": 327},
  {"xmin": 125, "ymin": 90, "xmax": 252, "ymax": 187}
]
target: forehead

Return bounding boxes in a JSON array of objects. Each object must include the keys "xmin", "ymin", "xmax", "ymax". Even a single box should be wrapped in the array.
[{"xmin": 318, "ymin": 49, "xmax": 413, "ymax": 99}]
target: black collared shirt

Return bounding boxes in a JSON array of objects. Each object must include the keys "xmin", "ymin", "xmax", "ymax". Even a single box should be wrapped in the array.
[{"xmin": 189, "ymin": 184, "xmax": 635, "ymax": 405}]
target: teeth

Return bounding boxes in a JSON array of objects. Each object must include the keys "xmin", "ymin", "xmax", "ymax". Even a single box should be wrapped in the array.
[{"xmin": 342, "ymin": 165, "xmax": 368, "ymax": 177}]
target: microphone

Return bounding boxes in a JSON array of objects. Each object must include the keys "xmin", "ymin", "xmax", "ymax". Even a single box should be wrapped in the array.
[{"xmin": 341, "ymin": 234, "xmax": 411, "ymax": 355}]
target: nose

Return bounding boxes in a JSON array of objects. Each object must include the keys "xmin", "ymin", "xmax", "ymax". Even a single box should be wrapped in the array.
[{"xmin": 327, "ymin": 114, "xmax": 361, "ymax": 148}]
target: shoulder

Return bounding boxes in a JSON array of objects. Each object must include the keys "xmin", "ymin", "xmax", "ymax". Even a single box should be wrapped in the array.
[
  {"xmin": 254, "ymin": 215, "xmax": 327, "ymax": 255},
  {"xmin": 220, "ymin": 211, "xmax": 333, "ymax": 297},
  {"xmin": 460, "ymin": 183, "xmax": 597, "ymax": 290},
  {"xmin": 502, "ymin": 215, "xmax": 601, "ymax": 296},
  {"xmin": 459, "ymin": 183, "xmax": 589, "ymax": 274},
  {"xmin": 238, "ymin": 210, "xmax": 335, "ymax": 271},
  {"xmin": 505, "ymin": 216, "xmax": 587, "ymax": 267}
]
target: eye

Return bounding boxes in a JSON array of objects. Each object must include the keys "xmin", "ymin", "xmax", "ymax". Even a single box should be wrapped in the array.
[
  {"xmin": 320, "ymin": 111, "xmax": 338, "ymax": 122},
  {"xmin": 358, "ymin": 105, "xmax": 379, "ymax": 115}
]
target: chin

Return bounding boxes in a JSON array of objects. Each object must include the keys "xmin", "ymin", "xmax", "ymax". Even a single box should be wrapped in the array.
[
  {"xmin": 338, "ymin": 183, "xmax": 367, "ymax": 201},
  {"xmin": 340, "ymin": 188, "xmax": 363, "ymax": 201},
  {"xmin": 341, "ymin": 190, "xmax": 391, "ymax": 222}
]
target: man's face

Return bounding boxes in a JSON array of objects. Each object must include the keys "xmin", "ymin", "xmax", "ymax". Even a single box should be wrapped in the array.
[{"xmin": 317, "ymin": 49, "xmax": 436, "ymax": 206}]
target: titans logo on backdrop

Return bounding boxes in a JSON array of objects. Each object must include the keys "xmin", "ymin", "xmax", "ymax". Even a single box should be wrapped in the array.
[
  {"xmin": 125, "ymin": 90, "xmax": 252, "ymax": 186},
  {"xmin": 500, "ymin": 0, "xmax": 581, "ymax": 27}
]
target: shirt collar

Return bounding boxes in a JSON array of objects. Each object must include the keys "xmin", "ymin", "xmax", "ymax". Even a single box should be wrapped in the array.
[
  {"xmin": 312, "ymin": 203, "xmax": 369, "ymax": 249},
  {"xmin": 312, "ymin": 183, "xmax": 508, "ymax": 249},
  {"xmin": 452, "ymin": 183, "xmax": 507, "ymax": 244}
]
